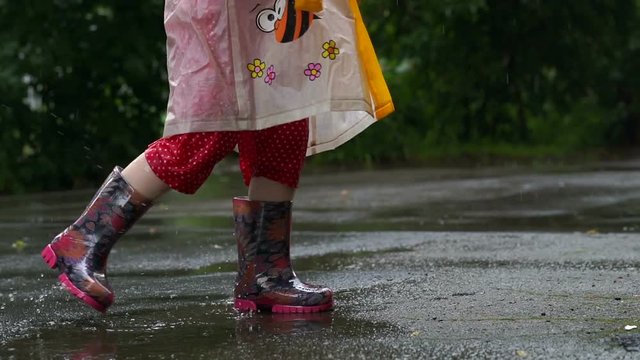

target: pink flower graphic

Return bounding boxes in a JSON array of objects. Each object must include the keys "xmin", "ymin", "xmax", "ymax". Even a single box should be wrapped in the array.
[
  {"xmin": 304, "ymin": 63, "xmax": 322, "ymax": 81},
  {"xmin": 264, "ymin": 65, "xmax": 276, "ymax": 85}
]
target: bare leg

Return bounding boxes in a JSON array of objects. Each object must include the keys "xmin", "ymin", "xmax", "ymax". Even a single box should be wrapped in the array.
[
  {"xmin": 121, "ymin": 153, "xmax": 171, "ymax": 200},
  {"xmin": 248, "ymin": 176, "xmax": 295, "ymax": 202}
]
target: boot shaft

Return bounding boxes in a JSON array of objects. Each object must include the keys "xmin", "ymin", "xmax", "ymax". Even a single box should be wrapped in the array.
[
  {"xmin": 233, "ymin": 197, "xmax": 295, "ymax": 298},
  {"xmin": 77, "ymin": 166, "xmax": 151, "ymax": 238},
  {"xmin": 233, "ymin": 197, "xmax": 293, "ymax": 274},
  {"xmin": 53, "ymin": 167, "xmax": 152, "ymax": 271}
]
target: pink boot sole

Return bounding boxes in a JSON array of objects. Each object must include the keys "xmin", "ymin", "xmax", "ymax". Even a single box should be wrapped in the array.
[
  {"xmin": 41, "ymin": 245, "xmax": 108, "ymax": 313},
  {"xmin": 234, "ymin": 298, "xmax": 334, "ymax": 313}
]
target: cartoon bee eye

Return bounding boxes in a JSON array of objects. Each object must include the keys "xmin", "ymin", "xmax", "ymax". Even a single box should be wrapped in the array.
[
  {"xmin": 274, "ymin": 0, "xmax": 286, "ymax": 17},
  {"xmin": 257, "ymin": 9, "xmax": 278, "ymax": 32}
]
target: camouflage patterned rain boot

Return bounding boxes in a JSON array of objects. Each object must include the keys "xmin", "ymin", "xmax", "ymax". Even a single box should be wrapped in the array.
[
  {"xmin": 232, "ymin": 196, "xmax": 333, "ymax": 313},
  {"xmin": 41, "ymin": 167, "xmax": 152, "ymax": 313}
]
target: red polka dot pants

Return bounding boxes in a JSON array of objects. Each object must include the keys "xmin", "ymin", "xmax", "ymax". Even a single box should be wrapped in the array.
[{"xmin": 144, "ymin": 119, "xmax": 309, "ymax": 194}]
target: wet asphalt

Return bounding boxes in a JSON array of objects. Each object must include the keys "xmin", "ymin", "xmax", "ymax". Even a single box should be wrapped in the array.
[{"xmin": 0, "ymin": 159, "xmax": 639, "ymax": 359}]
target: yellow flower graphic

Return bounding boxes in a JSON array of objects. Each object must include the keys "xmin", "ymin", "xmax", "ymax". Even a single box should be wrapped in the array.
[
  {"xmin": 247, "ymin": 59, "xmax": 266, "ymax": 78},
  {"xmin": 322, "ymin": 40, "xmax": 340, "ymax": 60}
]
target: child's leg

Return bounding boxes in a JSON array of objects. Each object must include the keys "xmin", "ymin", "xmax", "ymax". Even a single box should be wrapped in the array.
[
  {"xmin": 121, "ymin": 153, "xmax": 171, "ymax": 200},
  {"xmin": 233, "ymin": 119, "xmax": 333, "ymax": 313},
  {"xmin": 248, "ymin": 177, "xmax": 295, "ymax": 202},
  {"xmin": 238, "ymin": 119, "xmax": 309, "ymax": 201}
]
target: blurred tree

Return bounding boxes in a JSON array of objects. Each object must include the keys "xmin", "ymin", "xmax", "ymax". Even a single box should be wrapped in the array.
[
  {"xmin": 0, "ymin": 0, "xmax": 165, "ymax": 193},
  {"xmin": 325, "ymin": 0, "xmax": 640, "ymax": 163}
]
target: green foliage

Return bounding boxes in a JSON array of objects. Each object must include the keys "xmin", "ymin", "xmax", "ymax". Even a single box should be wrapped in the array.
[
  {"xmin": 0, "ymin": 1, "xmax": 165, "ymax": 193},
  {"xmin": 318, "ymin": 0, "xmax": 640, "ymax": 164},
  {"xmin": 1, "ymin": 1, "xmax": 640, "ymax": 193}
]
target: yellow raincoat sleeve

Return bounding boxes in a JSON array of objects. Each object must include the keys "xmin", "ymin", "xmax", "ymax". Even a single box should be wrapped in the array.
[
  {"xmin": 349, "ymin": 0, "xmax": 394, "ymax": 120},
  {"xmin": 295, "ymin": 0, "xmax": 324, "ymax": 12}
]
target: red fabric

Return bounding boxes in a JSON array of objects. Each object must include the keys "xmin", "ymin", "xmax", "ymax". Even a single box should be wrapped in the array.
[{"xmin": 144, "ymin": 119, "xmax": 309, "ymax": 194}]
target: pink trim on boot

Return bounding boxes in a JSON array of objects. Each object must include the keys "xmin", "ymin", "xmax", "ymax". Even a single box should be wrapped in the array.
[
  {"xmin": 234, "ymin": 298, "xmax": 333, "ymax": 314},
  {"xmin": 41, "ymin": 245, "xmax": 108, "ymax": 313}
]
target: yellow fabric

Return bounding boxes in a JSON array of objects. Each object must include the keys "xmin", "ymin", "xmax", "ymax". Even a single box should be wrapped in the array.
[
  {"xmin": 348, "ymin": 0, "xmax": 395, "ymax": 120},
  {"xmin": 295, "ymin": 0, "xmax": 324, "ymax": 12}
]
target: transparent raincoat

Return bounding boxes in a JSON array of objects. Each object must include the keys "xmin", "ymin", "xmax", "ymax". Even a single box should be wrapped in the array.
[{"xmin": 163, "ymin": 0, "xmax": 393, "ymax": 155}]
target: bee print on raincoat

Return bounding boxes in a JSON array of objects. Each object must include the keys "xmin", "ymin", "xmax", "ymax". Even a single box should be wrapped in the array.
[{"xmin": 254, "ymin": 0, "xmax": 320, "ymax": 43}]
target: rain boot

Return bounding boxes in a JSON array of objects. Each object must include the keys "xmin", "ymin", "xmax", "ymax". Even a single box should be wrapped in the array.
[
  {"xmin": 232, "ymin": 196, "xmax": 333, "ymax": 313},
  {"xmin": 40, "ymin": 167, "xmax": 152, "ymax": 313}
]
